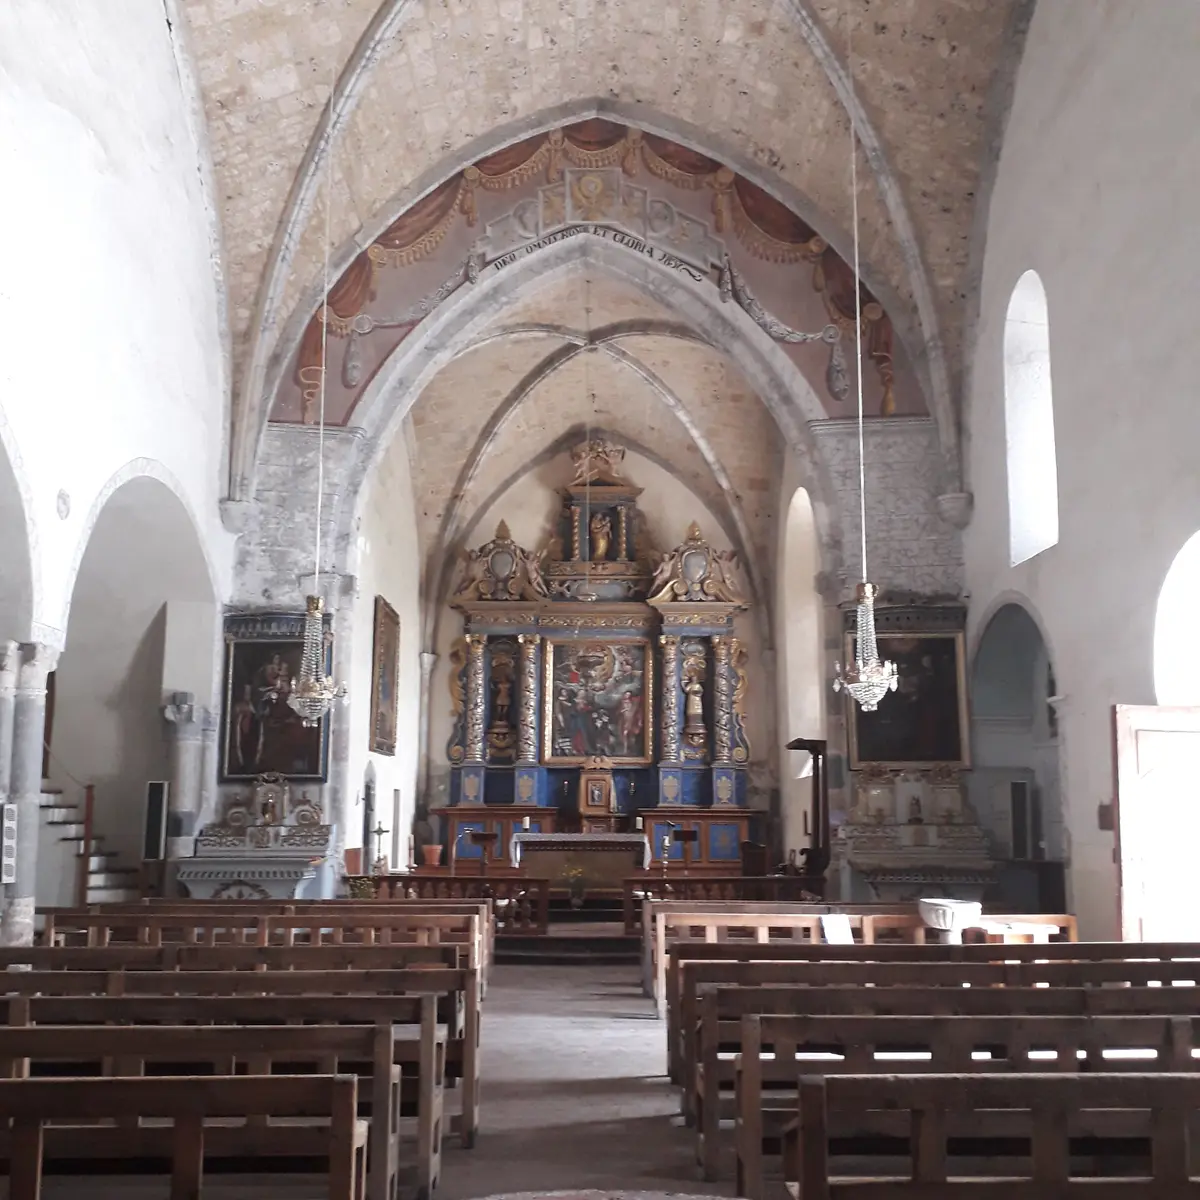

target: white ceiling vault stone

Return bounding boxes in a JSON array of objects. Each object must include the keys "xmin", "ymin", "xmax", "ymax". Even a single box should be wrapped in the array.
[{"xmin": 184, "ymin": 0, "xmax": 1020, "ymax": 502}]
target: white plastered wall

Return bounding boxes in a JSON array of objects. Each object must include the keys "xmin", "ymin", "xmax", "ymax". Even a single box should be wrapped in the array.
[
  {"xmin": 774, "ymin": 458, "xmax": 825, "ymax": 858},
  {"xmin": 345, "ymin": 429, "xmax": 423, "ymax": 865},
  {"xmin": 963, "ymin": 0, "xmax": 1200, "ymax": 938},
  {"xmin": 0, "ymin": 1, "xmax": 233, "ymax": 644}
]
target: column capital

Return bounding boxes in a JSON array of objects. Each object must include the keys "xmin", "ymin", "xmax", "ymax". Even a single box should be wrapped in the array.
[
  {"xmin": 16, "ymin": 642, "xmax": 58, "ymax": 692},
  {"xmin": 419, "ymin": 651, "xmax": 438, "ymax": 677},
  {"xmin": 0, "ymin": 641, "xmax": 19, "ymax": 693},
  {"xmin": 517, "ymin": 632, "xmax": 541, "ymax": 647},
  {"xmin": 466, "ymin": 632, "xmax": 488, "ymax": 649}
]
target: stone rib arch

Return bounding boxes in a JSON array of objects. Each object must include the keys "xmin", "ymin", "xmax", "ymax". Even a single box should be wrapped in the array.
[
  {"xmin": 239, "ymin": 92, "xmax": 947, "ymax": 500},
  {"xmin": 423, "ymin": 322, "xmax": 768, "ymax": 637},
  {"xmin": 59, "ymin": 459, "xmax": 221, "ymax": 637},
  {"xmin": 332, "ymin": 233, "xmax": 847, "ymax": 610}
]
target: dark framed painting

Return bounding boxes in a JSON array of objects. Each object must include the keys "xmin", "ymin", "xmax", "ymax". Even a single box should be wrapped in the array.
[
  {"xmin": 220, "ymin": 612, "xmax": 332, "ymax": 782},
  {"xmin": 845, "ymin": 630, "xmax": 970, "ymax": 769},
  {"xmin": 370, "ymin": 596, "xmax": 400, "ymax": 756},
  {"xmin": 542, "ymin": 639, "xmax": 654, "ymax": 765}
]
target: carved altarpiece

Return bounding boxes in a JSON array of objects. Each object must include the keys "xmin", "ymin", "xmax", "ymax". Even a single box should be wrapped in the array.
[{"xmin": 443, "ymin": 440, "xmax": 758, "ymax": 869}]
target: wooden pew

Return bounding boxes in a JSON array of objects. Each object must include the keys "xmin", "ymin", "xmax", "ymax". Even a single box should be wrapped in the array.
[
  {"xmin": 646, "ymin": 903, "xmax": 1078, "ymax": 1009},
  {"xmin": 647, "ymin": 907, "xmax": 933, "ymax": 1009},
  {"xmin": 737, "ymin": 1013, "xmax": 1200, "ymax": 1198},
  {"xmin": 42, "ymin": 908, "xmax": 489, "ymax": 996},
  {"xmin": 671, "ymin": 948, "xmax": 1200, "ymax": 1089},
  {"xmin": 781, "ymin": 1072, "xmax": 1200, "ymax": 1198},
  {"xmin": 665, "ymin": 939, "xmax": 1200, "ymax": 1084},
  {"xmin": 0, "ymin": 1073, "xmax": 365, "ymax": 1200},
  {"xmin": 1, "ymin": 968, "xmax": 481, "ymax": 1149},
  {"xmin": 0, "ymin": 1022, "xmax": 415, "ymax": 1200},
  {"xmin": 47, "ymin": 898, "xmax": 497, "ymax": 975},
  {"xmin": 349, "ymin": 875, "xmax": 551, "ymax": 935},
  {"xmin": 622, "ymin": 876, "xmax": 824, "ymax": 935},
  {"xmin": 0, "ymin": 942, "xmax": 463, "ymax": 972}
]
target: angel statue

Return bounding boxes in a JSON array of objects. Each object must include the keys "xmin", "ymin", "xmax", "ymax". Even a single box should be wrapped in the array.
[{"xmin": 570, "ymin": 438, "xmax": 627, "ymax": 485}]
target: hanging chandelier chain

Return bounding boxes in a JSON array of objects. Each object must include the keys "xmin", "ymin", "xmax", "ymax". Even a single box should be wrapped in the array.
[
  {"xmin": 849, "ymin": 23, "xmax": 867, "ymax": 585},
  {"xmin": 313, "ymin": 63, "xmax": 337, "ymax": 589}
]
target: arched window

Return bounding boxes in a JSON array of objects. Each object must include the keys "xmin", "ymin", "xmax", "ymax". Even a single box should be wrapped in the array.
[
  {"xmin": 1004, "ymin": 269, "xmax": 1059, "ymax": 566},
  {"xmin": 1154, "ymin": 531, "xmax": 1200, "ymax": 705}
]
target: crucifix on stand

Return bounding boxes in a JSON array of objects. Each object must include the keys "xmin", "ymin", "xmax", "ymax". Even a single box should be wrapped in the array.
[{"xmin": 371, "ymin": 820, "xmax": 390, "ymax": 876}]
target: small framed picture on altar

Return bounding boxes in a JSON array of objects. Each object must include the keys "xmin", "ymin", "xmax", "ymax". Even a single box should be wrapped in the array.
[
  {"xmin": 542, "ymin": 639, "xmax": 654, "ymax": 765},
  {"xmin": 845, "ymin": 630, "xmax": 969, "ymax": 769}
]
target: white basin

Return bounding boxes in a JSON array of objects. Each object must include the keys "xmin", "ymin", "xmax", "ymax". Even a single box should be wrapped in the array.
[{"xmin": 918, "ymin": 897, "xmax": 983, "ymax": 944}]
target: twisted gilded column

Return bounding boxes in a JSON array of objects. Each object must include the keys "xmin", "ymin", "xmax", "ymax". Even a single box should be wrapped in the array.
[
  {"xmin": 713, "ymin": 635, "xmax": 733, "ymax": 764},
  {"xmin": 517, "ymin": 634, "xmax": 539, "ymax": 763},
  {"xmin": 464, "ymin": 633, "xmax": 487, "ymax": 763},
  {"xmin": 659, "ymin": 634, "xmax": 681, "ymax": 763}
]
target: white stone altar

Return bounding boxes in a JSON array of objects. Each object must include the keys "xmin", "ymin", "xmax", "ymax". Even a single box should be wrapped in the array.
[
  {"xmin": 830, "ymin": 767, "xmax": 995, "ymax": 904},
  {"xmin": 178, "ymin": 773, "xmax": 338, "ymax": 900},
  {"xmin": 509, "ymin": 831, "xmax": 651, "ymax": 869}
]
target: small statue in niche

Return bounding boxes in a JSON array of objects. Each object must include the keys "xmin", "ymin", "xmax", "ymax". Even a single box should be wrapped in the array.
[
  {"xmin": 908, "ymin": 795, "xmax": 925, "ymax": 825},
  {"xmin": 682, "ymin": 667, "xmax": 707, "ymax": 752},
  {"xmin": 487, "ymin": 647, "xmax": 517, "ymax": 762},
  {"xmin": 589, "ymin": 511, "xmax": 612, "ymax": 561}
]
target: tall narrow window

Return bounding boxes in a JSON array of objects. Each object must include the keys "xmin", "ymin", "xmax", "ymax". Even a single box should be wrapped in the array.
[
  {"xmin": 1154, "ymin": 530, "xmax": 1200, "ymax": 705},
  {"xmin": 1004, "ymin": 269, "xmax": 1058, "ymax": 565}
]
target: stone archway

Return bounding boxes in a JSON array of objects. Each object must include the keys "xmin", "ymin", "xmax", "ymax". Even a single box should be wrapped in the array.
[
  {"xmin": 969, "ymin": 601, "xmax": 1066, "ymax": 912},
  {"xmin": 48, "ymin": 471, "xmax": 219, "ymax": 902}
]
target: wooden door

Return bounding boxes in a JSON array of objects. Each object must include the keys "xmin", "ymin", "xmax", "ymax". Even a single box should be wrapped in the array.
[{"xmin": 1113, "ymin": 704, "xmax": 1200, "ymax": 940}]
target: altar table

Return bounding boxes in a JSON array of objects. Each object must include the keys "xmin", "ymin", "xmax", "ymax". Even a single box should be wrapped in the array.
[{"xmin": 510, "ymin": 832, "xmax": 651, "ymax": 893}]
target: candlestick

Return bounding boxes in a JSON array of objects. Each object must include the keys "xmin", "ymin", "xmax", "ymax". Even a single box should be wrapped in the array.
[
  {"xmin": 522, "ymin": 815, "xmax": 530, "ymax": 830},
  {"xmin": 635, "ymin": 816, "xmax": 643, "ymax": 831},
  {"xmin": 407, "ymin": 835, "xmax": 414, "ymax": 869}
]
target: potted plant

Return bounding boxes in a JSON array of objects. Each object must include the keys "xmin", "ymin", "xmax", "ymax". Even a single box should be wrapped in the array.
[{"xmin": 563, "ymin": 865, "xmax": 586, "ymax": 908}]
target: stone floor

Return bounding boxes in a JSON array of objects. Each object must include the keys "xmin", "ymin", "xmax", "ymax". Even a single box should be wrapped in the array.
[
  {"xmin": 21, "ymin": 964, "xmax": 731, "ymax": 1199},
  {"xmin": 436, "ymin": 965, "xmax": 726, "ymax": 1199}
]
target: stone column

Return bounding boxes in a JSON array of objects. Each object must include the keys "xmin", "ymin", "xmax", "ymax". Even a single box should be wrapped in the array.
[
  {"xmin": 162, "ymin": 691, "xmax": 204, "ymax": 855},
  {"xmin": 0, "ymin": 642, "xmax": 19, "ymax": 802},
  {"xmin": 198, "ymin": 707, "xmax": 219, "ymax": 828},
  {"xmin": 415, "ymin": 650, "xmax": 438, "ymax": 804},
  {"xmin": 517, "ymin": 634, "xmax": 539, "ymax": 763},
  {"xmin": 464, "ymin": 633, "xmax": 487, "ymax": 763},
  {"xmin": 659, "ymin": 634, "xmax": 681, "ymax": 763},
  {"xmin": 713, "ymin": 635, "xmax": 733, "ymax": 764},
  {"xmin": 1, "ymin": 643, "xmax": 57, "ymax": 946}
]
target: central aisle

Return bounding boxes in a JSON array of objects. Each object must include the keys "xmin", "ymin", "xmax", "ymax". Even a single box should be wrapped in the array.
[{"xmin": 439, "ymin": 964, "xmax": 727, "ymax": 1199}]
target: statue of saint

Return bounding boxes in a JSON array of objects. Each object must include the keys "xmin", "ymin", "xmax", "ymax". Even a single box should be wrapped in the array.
[{"xmin": 589, "ymin": 511, "xmax": 612, "ymax": 561}]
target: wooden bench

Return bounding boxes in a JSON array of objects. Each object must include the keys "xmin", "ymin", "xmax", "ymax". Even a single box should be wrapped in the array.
[
  {"xmin": 0, "ymin": 1073, "xmax": 365, "ymax": 1200},
  {"xmin": 0, "ymin": 941, "xmax": 464, "ymax": 973},
  {"xmin": 781, "ymin": 1072, "xmax": 1200, "ymax": 1197},
  {"xmin": 648, "ymin": 904, "xmax": 1079, "ymax": 1009},
  {"xmin": 349, "ymin": 875, "xmax": 551, "ymax": 935},
  {"xmin": 672, "ymin": 953, "xmax": 1200, "ymax": 1091},
  {"xmin": 47, "ymin": 898, "xmax": 497, "ymax": 976},
  {"xmin": 622, "ymin": 877, "xmax": 825, "ymax": 935},
  {"xmin": 665, "ymin": 939, "xmax": 1200, "ymax": 1085},
  {"xmin": 2, "ymin": 969, "xmax": 480, "ymax": 1149},
  {"xmin": 0, "ymin": 1022, "xmax": 415, "ymax": 1200},
  {"xmin": 736, "ymin": 1013, "xmax": 1200, "ymax": 1198}
]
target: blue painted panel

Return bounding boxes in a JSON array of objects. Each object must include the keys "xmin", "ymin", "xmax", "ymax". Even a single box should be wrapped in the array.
[
  {"xmin": 648, "ymin": 820, "xmax": 684, "ymax": 861},
  {"xmin": 679, "ymin": 768, "xmax": 705, "ymax": 807},
  {"xmin": 454, "ymin": 821, "xmax": 486, "ymax": 860},
  {"xmin": 708, "ymin": 822, "xmax": 742, "ymax": 861}
]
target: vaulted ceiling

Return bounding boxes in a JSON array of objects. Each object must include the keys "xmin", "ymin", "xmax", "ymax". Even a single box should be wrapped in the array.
[{"xmin": 180, "ymin": 0, "xmax": 1027, "ymax": 509}]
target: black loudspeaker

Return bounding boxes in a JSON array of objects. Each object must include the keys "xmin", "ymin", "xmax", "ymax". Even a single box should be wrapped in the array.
[{"xmin": 142, "ymin": 781, "xmax": 169, "ymax": 861}]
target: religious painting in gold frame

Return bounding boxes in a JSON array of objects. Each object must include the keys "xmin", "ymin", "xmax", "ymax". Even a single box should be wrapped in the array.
[
  {"xmin": 369, "ymin": 596, "xmax": 400, "ymax": 756},
  {"xmin": 542, "ymin": 639, "xmax": 654, "ymax": 765},
  {"xmin": 844, "ymin": 630, "xmax": 970, "ymax": 769}
]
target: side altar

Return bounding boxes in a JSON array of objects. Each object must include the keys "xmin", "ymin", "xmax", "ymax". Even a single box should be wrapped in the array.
[
  {"xmin": 178, "ymin": 773, "xmax": 339, "ymax": 900},
  {"xmin": 442, "ymin": 439, "xmax": 759, "ymax": 873}
]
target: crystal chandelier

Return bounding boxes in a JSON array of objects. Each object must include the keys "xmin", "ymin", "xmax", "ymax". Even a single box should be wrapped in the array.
[
  {"xmin": 288, "ymin": 595, "xmax": 347, "ymax": 727},
  {"xmin": 832, "ymin": 33, "xmax": 897, "ymax": 714},
  {"xmin": 289, "ymin": 67, "xmax": 348, "ymax": 727}
]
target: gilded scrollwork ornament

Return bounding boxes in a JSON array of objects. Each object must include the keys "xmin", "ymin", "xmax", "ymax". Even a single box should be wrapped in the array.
[
  {"xmin": 452, "ymin": 521, "xmax": 549, "ymax": 605},
  {"xmin": 649, "ymin": 522, "xmax": 748, "ymax": 607},
  {"xmin": 446, "ymin": 636, "xmax": 468, "ymax": 763},
  {"xmin": 729, "ymin": 637, "xmax": 752, "ymax": 763}
]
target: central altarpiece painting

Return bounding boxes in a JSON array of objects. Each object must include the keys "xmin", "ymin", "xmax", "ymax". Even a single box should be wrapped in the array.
[{"xmin": 442, "ymin": 440, "xmax": 757, "ymax": 875}]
